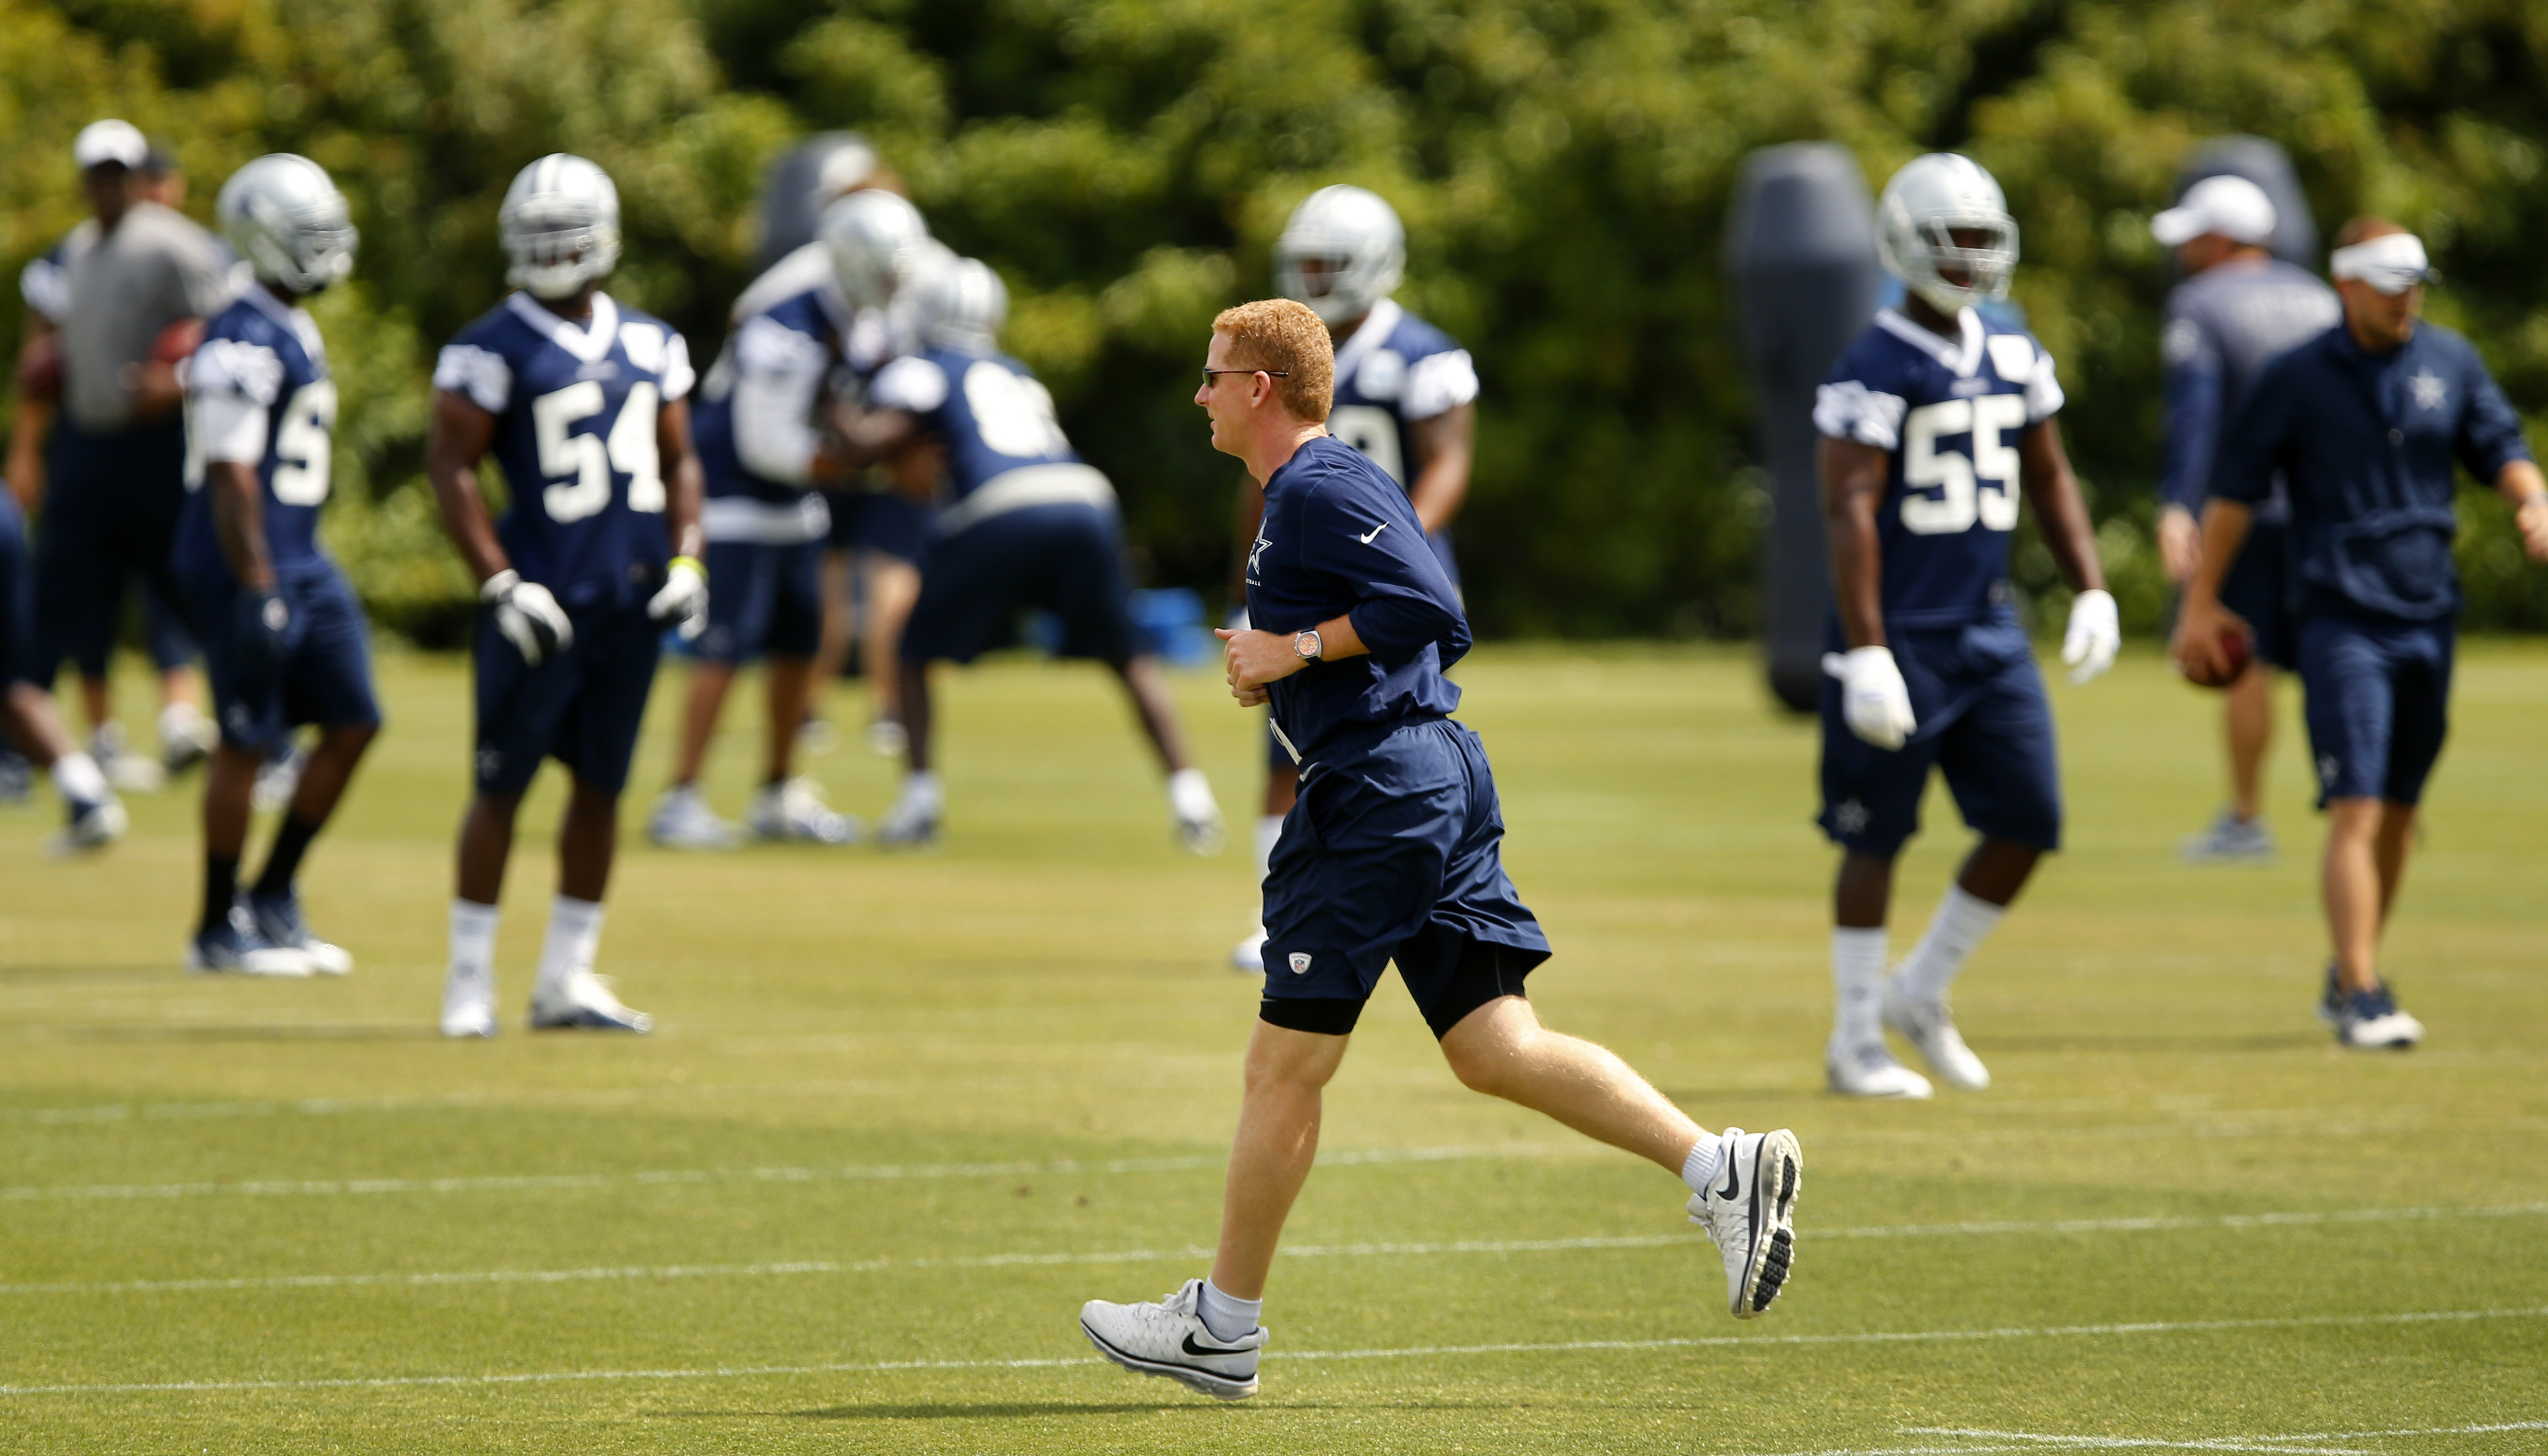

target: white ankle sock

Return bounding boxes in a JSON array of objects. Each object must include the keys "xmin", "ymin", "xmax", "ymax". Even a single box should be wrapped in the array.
[
  {"xmin": 900, "ymin": 770, "xmax": 943, "ymax": 814},
  {"xmin": 1166, "ymin": 767, "xmax": 1217, "ymax": 823},
  {"xmin": 1679, "ymin": 1135, "xmax": 1723, "ymax": 1196},
  {"xmin": 534, "ymin": 896, "xmax": 605, "ymax": 999},
  {"xmin": 1253, "ymin": 814, "xmax": 1283, "ymax": 879},
  {"xmin": 1196, "ymin": 1278, "xmax": 1261, "ymax": 1340},
  {"xmin": 448, "ymin": 900, "xmax": 500, "ymax": 987},
  {"xmin": 50, "ymin": 751, "xmax": 109, "ymax": 807},
  {"xmin": 1831, "ymin": 927, "xmax": 1888, "ymax": 1048},
  {"xmin": 1892, "ymin": 886, "xmax": 2006, "ymax": 1007}
]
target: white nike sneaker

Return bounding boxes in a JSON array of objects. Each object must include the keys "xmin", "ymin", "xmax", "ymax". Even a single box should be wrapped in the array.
[
  {"xmin": 529, "ymin": 968, "xmax": 653, "ymax": 1034},
  {"xmin": 1826, "ymin": 1039, "xmax": 1934, "ymax": 1099},
  {"xmin": 1880, "ymin": 988, "xmax": 1990, "ymax": 1090},
  {"xmin": 1231, "ymin": 926, "xmax": 1267, "ymax": 973},
  {"xmin": 1079, "ymin": 1278, "xmax": 1265, "ymax": 1400},
  {"xmin": 1167, "ymin": 769, "xmax": 1224, "ymax": 856},
  {"xmin": 747, "ymin": 776, "xmax": 860, "ymax": 845},
  {"xmin": 647, "ymin": 784, "xmax": 740, "ymax": 850},
  {"xmin": 46, "ymin": 796, "xmax": 127, "ymax": 858},
  {"xmin": 1687, "ymin": 1126, "xmax": 1801, "ymax": 1318},
  {"xmin": 2334, "ymin": 983, "xmax": 2424, "ymax": 1050},
  {"xmin": 440, "ymin": 966, "xmax": 496, "ymax": 1039}
]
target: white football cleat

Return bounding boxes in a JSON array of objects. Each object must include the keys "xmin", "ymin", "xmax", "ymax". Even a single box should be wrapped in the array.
[
  {"xmin": 46, "ymin": 796, "xmax": 127, "ymax": 858},
  {"xmin": 93, "ymin": 723, "xmax": 167, "ymax": 793},
  {"xmin": 1167, "ymin": 769, "xmax": 1224, "ymax": 856},
  {"xmin": 875, "ymin": 781, "xmax": 942, "ymax": 847},
  {"xmin": 186, "ymin": 905, "xmax": 317, "ymax": 977},
  {"xmin": 1688, "ymin": 1126, "xmax": 1801, "ymax": 1318},
  {"xmin": 647, "ymin": 784, "xmax": 740, "ymax": 850},
  {"xmin": 529, "ymin": 968, "xmax": 653, "ymax": 1034},
  {"xmin": 747, "ymin": 776, "xmax": 860, "ymax": 845},
  {"xmin": 1827, "ymin": 1039, "xmax": 1933, "ymax": 1099},
  {"xmin": 1231, "ymin": 926, "xmax": 1267, "ymax": 973},
  {"xmin": 247, "ymin": 893, "xmax": 353, "ymax": 976},
  {"xmin": 1880, "ymin": 988, "xmax": 1990, "ymax": 1090},
  {"xmin": 1079, "ymin": 1278, "xmax": 1265, "ymax": 1400},
  {"xmin": 2335, "ymin": 983, "xmax": 2423, "ymax": 1050},
  {"xmin": 440, "ymin": 965, "xmax": 496, "ymax": 1039}
]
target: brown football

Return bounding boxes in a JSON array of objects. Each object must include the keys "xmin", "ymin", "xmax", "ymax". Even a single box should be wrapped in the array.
[
  {"xmin": 2182, "ymin": 624, "xmax": 2253, "ymax": 689},
  {"xmin": 14, "ymin": 334, "xmax": 62, "ymax": 402},
  {"xmin": 151, "ymin": 316, "xmax": 206, "ymax": 365}
]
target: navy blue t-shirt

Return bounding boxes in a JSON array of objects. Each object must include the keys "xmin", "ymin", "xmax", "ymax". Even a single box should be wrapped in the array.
[
  {"xmin": 2210, "ymin": 321, "xmax": 2531, "ymax": 623},
  {"xmin": 1245, "ymin": 434, "xmax": 1468, "ymax": 760},
  {"xmin": 177, "ymin": 285, "xmax": 337, "ymax": 584},
  {"xmin": 432, "ymin": 293, "xmax": 697, "ymax": 610},
  {"xmin": 1814, "ymin": 308, "xmax": 2066, "ymax": 630},
  {"xmin": 1324, "ymin": 298, "xmax": 1478, "ymax": 493}
]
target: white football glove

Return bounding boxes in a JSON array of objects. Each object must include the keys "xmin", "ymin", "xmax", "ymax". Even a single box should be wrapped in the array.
[
  {"xmin": 481, "ymin": 568, "xmax": 573, "ymax": 666},
  {"xmin": 1821, "ymin": 646, "xmax": 1917, "ymax": 751},
  {"xmin": 647, "ymin": 555, "xmax": 709, "ymax": 641},
  {"xmin": 2061, "ymin": 587, "xmax": 2120, "ymax": 685}
]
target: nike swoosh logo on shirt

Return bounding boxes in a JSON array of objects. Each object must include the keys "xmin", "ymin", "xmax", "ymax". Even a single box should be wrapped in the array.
[{"xmin": 1358, "ymin": 523, "xmax": 1389, "ymax": 544}]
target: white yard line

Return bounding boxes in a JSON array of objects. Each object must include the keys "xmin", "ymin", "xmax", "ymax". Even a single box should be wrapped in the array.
[
  {"xmin": 5, "ymin": 1203, "xmax": 2542, "ymax": 1298},
  {"xmin": 1904, "ymin": 1421, "xmax": 2548, "ymax": 1450},
  {"xmin": 1, "ymin": 1307, "xmax": 2541, "ymax": 1399}
]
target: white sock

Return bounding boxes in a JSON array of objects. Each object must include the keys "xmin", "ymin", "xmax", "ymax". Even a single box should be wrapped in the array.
[
  {"xmin": 1831, "ymin": 926, "xmax": 1888, "ymax": 1049},
  {"xmin": 1166, "ymin": 767, "xmax": 1217, "ymax": 823},
  {"xmin": 534, "ymin": 896, "xmax": 605, "ymax": 999},
  {"xmin": 1196, "ymin": 1277, "xmax": 1261, "ymax": 1340},
  {"xmin": 900, "ymin": 770, "xmax": 943, "ymax": 814},
  {"xmin": 1892, "ymin": 886, "xmax": 2007, "ymax": 1007},
  {"xmin": 159, "ymin": 700, "xmax": 207, "ymax": 744},
  {"xmin": 1680, "ymin": 1135, "xmax": 1723, "ymax": 1197},
  {"xmin": 1253, "ymin": 813, "xmax": 1283, "ymax": 879},
  {"xmin": 448, "ymin": 899, "xmax": 500, "ymax": 988},
  {"xmin": 50, "ymin": 751, "xmax": 110, "ymax": 807}
]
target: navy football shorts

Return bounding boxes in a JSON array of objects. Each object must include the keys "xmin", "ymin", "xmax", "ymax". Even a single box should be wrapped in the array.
[
  {"xmin": 696, "ymin": 538, "xmax": 823, "ymax": 664},
  {"xmin": 900, "ymin": 502, "xmax": 1141, "ymax": 666},
  {"xmin": 827, "ymin": 490, "xmax": 930, "ymax": 564},
  {"xmin": 2294, "ymin": 613, "xmax": 2453, "ymax": 808},
  {"xmin": 1258, "ymin": 717, "xmax": 1552, "ymax": 1039},
  {"xmin": 1817, "ymin": 615, "xmax": 2062, "ymax": 858},
  {"xmin": 472, "ymin": 598, "xmax": 662, "ymax": 797},
  {"xmin": 184, "ymin": 565, "xmax": 381, "ymax": 755},
  {"xmin": 2216, "ymin": 517, "xmax": 2295, "ymax": 672},
  {"xmin": 28, "ymin": 415, "xmax": 189, "ymax": 689},
  {"xmin": 0, "ymin": 490, "xmax": 29, "ymax": 687}
]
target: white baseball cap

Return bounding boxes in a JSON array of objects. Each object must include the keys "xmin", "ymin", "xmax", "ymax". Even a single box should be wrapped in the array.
[
  {"xmin": 2151, "ymin": 174, "xmax": 2278, "ymax": 248},
  {"xmin": 73, "ymin": 119, "xmax": 148, "ymax": 172}
]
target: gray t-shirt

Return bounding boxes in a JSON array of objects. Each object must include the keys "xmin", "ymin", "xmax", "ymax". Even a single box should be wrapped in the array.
[
  {"xmin": 58, "ymin": 201, "xmax": 236, "ymax": 432},
  {"xmin": 2159, "ymin": 255, "xmax": 2342, "ymax": 522}
]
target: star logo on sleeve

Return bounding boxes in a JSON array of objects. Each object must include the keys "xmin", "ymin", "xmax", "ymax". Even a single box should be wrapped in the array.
[{"xmin": 2408, "ymin": 369, "xmax": 2448, "ymax": 411}]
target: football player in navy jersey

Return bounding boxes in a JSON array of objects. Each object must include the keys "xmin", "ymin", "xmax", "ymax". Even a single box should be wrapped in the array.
[
  {"xmin": 1227, "ymin": 185, "xmax": 1478, "ymax": 971},
  {"xmin": 175, "ymin": 155, "xmax": 378, "ymax": 977},
  {"xmin": 644, "ymin": 191, "xmax": 928, "ymax": 850},
  {"xmin": 1811, "ymin": 154, "xmax": 2119, "ymax": 1099},
  {"xmin": 838, "ymin": 253, "xmax": 1222, "ymax": 851},
  {"xmin": 425, "ymin": 155, "xmax": 708, "ymax": 1038}
]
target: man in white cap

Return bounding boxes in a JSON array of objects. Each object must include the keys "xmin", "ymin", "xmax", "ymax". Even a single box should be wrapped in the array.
[
  {"xmin": 2174, "ymin": 216, "xmax": 2548, "ymax": 1049},
  {"xmin": 2149, "ymin": 173, "xmax": 2341, "ymax": 862}
]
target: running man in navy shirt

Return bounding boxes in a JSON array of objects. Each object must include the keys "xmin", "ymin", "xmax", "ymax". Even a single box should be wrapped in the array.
[
  {"xmin": 2175, "ymin": 217, "xmax": 2548, "ymax": 1050},
  {"xmin": 1076, "ymin": 300, "xmax": 1801, "ymax": 1402},
  {"xmin": 426, "ymin": 155, "xmax": 708, "ymax": 1039},
  {"xmin": 177, "ymin": 155, "xmax": 378, "ymax": 977}
]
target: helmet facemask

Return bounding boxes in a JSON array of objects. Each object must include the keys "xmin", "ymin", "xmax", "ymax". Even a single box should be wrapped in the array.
[
  {"xmin": 504, "ymin": 207, "xmax": 619, "ymax": 300},
  {"xmin": 1904, "ymin": 214, "xmax": 2017, "ymax": 313}
]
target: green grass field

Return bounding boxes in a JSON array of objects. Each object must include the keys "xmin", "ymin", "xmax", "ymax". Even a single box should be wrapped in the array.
[{"xmin": 2, "ymin": 643, "xmax": 2544, "ymax": 1454}]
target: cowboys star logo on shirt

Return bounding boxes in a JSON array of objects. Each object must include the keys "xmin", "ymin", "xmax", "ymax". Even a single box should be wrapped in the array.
[
  {"xmin": 2408, "ymin": 369, "xmax": 2448, "ymax": 411},
  {"xmin": 1247, "ymin": 532, "xmax": 1273, "ymax": 582}
]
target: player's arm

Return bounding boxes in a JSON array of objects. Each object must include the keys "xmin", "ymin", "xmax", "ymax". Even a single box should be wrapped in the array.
[
  {"xmin": 657, "ymin": 394, "xmax": 704, "ymax": 562},
  {"xmin": 7, "ymin": 313, "xmax": 57, "ymax": 510},
  {"xmin": 1816, "ymin": 435, "xmax": 1890, "ymax": 650},
  {"xmin": 1405, "ymin": 401, "xmax": 1474, "ymax": 534},
  {"xmin": 424, "ymin": 389, "xmax": 509, "ymax": 584},
  {"xmin": 2454, "ymin": 359, "xmax": 2548, "ymax": 563},
  {"xmin": 207, "ymin": 461, "xmax": 276, "ymax": 592},
  {"xmin": 2156, "ymin": 314, "xmax": 2224, "ymax": 583},
  {"xmin": 2496, "ymin": 460, "xmax": 2548, "ymax": 563},
  {"xmin": 2015, "ymin": 418, "xmax": 2106, "ymax": 595},
  {"xmin": 1220, "ymin": 485, "xmax": 1464, "ymax": 704}
]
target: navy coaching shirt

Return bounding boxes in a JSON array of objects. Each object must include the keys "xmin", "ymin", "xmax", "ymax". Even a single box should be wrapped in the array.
[
  {"xmin": 1246, "ymin": 434, "xmax": 1468, "ymax": 761},
  {"xmin": 2210, "ymin": 321, "xmax": 2531, "ymax": 623}
]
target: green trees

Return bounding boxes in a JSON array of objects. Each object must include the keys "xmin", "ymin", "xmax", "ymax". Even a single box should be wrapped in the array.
[{"xmin": 6, "ymin": 0, "xmax": 2546, "ymax": 641}]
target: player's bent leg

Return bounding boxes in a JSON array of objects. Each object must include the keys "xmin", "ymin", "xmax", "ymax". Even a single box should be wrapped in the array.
[
  {"xmin": 877, "ymin": 656, "xmax": 942, "ymax": 846},
  {"xmin": 1827, "ymin": 851, "xmax": 1930, "ymax": 1098},
  {"xmin": 1109, "ymin": 655, "xmax": 1223, "ymax": 855},
  {"xmin": 650, "ymin": 661, "xmax": 742, "ymax": 850},
  {"xmin": 745, "ymin": 655, "xmax": 859, "ymax": 846},
  {"xmin": 6, "ymin": 682, "xmax": 126, "ymax": 856},
  {"xmin": 1880, "ymin": 838, "xmax": 2038, "ymax": 1092},
  {"xmin": 245, "ymin": 722, "xmax": 378, "ymax": 977},
  {"xmin": 188, "ymin": 744, "xmax": 312, "ymax": 977},
  {"xmin": 2322, "ymin": 797, "xmax": 2420, "ymax": 1049}
]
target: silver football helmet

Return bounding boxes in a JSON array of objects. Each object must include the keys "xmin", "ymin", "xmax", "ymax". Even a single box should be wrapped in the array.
[
  {"xmin": 1875, "ymin": 153, "xmax": 2019, "ymax": 314},
  {"xmin": 499, "ymin": 154, "xmax": 620, "ymax": 300},
  {"xmin": 906, "ymin": 253, "xmax": 1008, "ymax": 354},
  {"xmin": 1276, "ymin": 185, "xmax": 1404, "ymax": 327},
  {"xmin": 820, "ymin": 188, "xmax": 930, "ymax": 311},
  {"xmin": 217, "ymin": 154, "xmax": 356, "ymax": 294}
]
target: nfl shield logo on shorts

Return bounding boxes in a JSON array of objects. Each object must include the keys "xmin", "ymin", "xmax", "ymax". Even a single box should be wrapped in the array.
[{"xmin": 1288, "ymin": 952, "xmax": 1312, "ymax": 975}]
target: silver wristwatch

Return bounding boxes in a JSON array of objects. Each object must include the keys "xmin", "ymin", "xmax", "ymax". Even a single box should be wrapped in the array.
[{"xmin": 1292, "ymin": 628, "xmax": 1323, "ymax": 661}]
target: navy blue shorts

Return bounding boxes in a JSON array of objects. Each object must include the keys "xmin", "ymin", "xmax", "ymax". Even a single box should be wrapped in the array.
[
  {"xmin": 0, "ymin": 490, "xmax": 29, "ymax": 687},
  {"xmin": 2294, "ymin": 613, "xmax": 2452, "ymax": 807},
  {"xmin": 2218, "ymin": 517, "xmax": 2295, "ymax": 671},
  {"xmin": 472, "ymin": 600, "xmax": 662, "ymax": 797},
  {"xmin": 1260, "ymin": 718, "xmax": 1552, "ymax": 1037},
  {"xmin": 901, "ymin": 503, "xmax": 1141, "ymax": 666},
  {"xmin": 696, "ymin": 538, "xmax": 823, "ymax": 664},
  {"xmin": 1817, "ymin": 616, "xmax": 2062, "ymax": 858},
  {"xmin": 28, "ymin": 416, "xmax": 189, "ymax": 689},
  {"xmin": 184, "ymin": 565, "xmax": 381, "ymax": 754},
  {"xmin": 828, "ymin": 490, "xmax": 931, "ymax": 564}
]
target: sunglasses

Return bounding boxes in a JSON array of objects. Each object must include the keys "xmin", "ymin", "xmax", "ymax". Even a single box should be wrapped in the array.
[{"xmin": 1201, "ymin": 368, "xmax": 1291, "ymax": 386}]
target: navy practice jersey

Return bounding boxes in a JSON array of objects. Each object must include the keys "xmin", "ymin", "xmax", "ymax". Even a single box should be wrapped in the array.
[
  {"xmin": 1324, "ymin": 298, "xmax": 1477, "ymax": 493},
  {"xmin": 868, "ymin": 345, "xmax": 1086, "ymax": 505},
  {"xmin": 693, "ymin": 266, "xmax": 848, "ymax": 523},
  {"xmin": 1246, "ymin": 435, "xmax": 1468, "ymax": 761},
  {"xmin": 433, "ymin": 293, "xmax": 695, "ymax": 609},
  {"xmin": 176, "ymin": 284, "xmax": 338, "ymax": 583},
  {"xmin": 1814, "ymin": 307, "xmax": 2066, "ymax": 630},
  {"xmin": 2159, "ymin": 257, "xmax": 2340, "ymax": 519}
]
